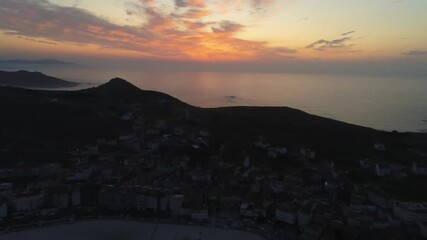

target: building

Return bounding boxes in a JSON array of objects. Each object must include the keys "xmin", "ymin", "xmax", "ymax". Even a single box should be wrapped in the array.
[
  {"xmin": 375, "ymin": 163, "xmax": 391, "ymax": 177},
  {"xmin": 0, "ymin": 197, "xmax": 7, "ymax": 219},
  {"xmin": 240, "ymin": 202, "xmax": 260, "ymax": 219},
  {"xmin": 413, "ymin": 162, "xmax": 427, "ymax": 175},
  {"xmin": 418, "ymin": 221, "xmax": 427, "ymax": 238},
  {"xmin": 13, "ymin": 191, "xmax": 45, "ymax": 212},
  {"xmin": 71, "ymin": 188, "xmax": 81, "ymax": 206},
  {"xmin": 393, "ymin": 202, "xmax": 427, "ymax": 224},
  {"xmin": 275, "ymin": 204, "xmax": 297, "ymax": 224},
  {"xmin": 243, "ymin": 156, "xmax": 251, "ymax": 169},
  {"xmin": 367, "ymin": 190, "xmax": 391, "ymax": 209},
  {"xmin": 52, "ymin": 189, "xmax": 69, "ymax": 208},
  {"xmin": 298, "ymin": 208, "xmax": 312, "ymax": 229},
  {"xmin": 169, "ymin": 194, "xmax": 184, "ymax": 215},
  {"xmin": 191, "ymin": 209, "xmax": 209, "ymax": 221}
]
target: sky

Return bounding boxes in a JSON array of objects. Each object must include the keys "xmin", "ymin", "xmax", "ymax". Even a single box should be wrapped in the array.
[{"xmin": 0, "ymin": 0, "xmax": 426, "ymax": 75}]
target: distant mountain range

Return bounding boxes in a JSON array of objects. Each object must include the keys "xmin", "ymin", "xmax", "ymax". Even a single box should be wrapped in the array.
[
  {"xmin": 0, "ymin": 70, "xmax": 79, "ymax": 88},
  {"xmin": 0, "ymin": 59, "xmax": 76, "ymax": 65}
]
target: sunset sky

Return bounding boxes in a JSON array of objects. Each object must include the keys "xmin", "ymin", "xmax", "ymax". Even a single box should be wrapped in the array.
[{"xmin": 0, "ymin": 0, "xmax": 426, "ymax": 74}]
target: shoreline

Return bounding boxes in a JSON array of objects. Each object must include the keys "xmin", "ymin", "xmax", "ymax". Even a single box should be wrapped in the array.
[{"xmin": 0, "ymin": 217, "xmax": 270, "ymax": 240}]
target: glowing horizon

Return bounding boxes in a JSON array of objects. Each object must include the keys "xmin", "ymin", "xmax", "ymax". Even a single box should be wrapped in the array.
[{"xmin": 0, "ymin": 0, "xmax": 426, "ymax": 68}]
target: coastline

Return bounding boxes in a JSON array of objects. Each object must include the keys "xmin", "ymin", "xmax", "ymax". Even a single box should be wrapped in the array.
[{"xmin": 0, "ymin": 217, "xmax": 269, "ymax": 240}]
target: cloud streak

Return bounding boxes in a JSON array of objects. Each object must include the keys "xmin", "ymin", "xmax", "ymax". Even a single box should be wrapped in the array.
[
  {"xmin": 402, "ymin": 50, "xmax": 427, "ymax": 56},
  {"xmin": 306, "ymin": 37, "xmax": 353, "ymax": 51},
  {"xmin": 0, "ymin": 0, "xmax": 293, "ymax": 61},
  {"xmin": 341, "ymin": 30, "xmax": 355, "ymax": 36}
]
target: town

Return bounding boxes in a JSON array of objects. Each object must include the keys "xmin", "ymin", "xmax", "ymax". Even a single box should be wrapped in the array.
[{"xmin": 1, "ymin": 95, "xmax": 427, "ymax": 240}]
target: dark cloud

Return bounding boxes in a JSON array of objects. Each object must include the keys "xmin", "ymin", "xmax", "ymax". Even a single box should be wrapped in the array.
[
  {"xmin": 341, "ymin": 30, "xmax": 355, "ymax": 36},
  {"xmin": 402, "ymin": 50, "xmax": 427, "ymax": 56},
  {"xmin": 306, "ymin": 37, "xmax": 353, "ymax": 51},
  {"xmin": 251, "ymin": 0, "xmax": 275, "ymax": 10},
  {"xmin": 17, "ymin": 36, "xmax": 57, "ymax": 45},
  {"xmin": 174, "ymin": 0, "xmax": 205, "ymax": 8},
  {"xmin": 211, "ymin": 21, "xmax": 243, "ymax": 33}
]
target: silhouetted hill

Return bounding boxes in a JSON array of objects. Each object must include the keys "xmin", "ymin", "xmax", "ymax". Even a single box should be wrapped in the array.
[
  {"xmin": 83, "ymin": 77, "xmax": 190, "ymax": 107},
  {"xmin": 86, "ymin": 77, "xmax": 143, "ymax": 96},
  {"xmin": 0, "ymin": 70, "xmax": 78, "ymax": 88},
  {"xmin": 0, "ymin": 75, "xmax": 426, "ymax": 163}
]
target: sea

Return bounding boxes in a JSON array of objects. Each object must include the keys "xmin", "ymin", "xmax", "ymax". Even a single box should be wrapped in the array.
[{"xmin": 2, "ymin": 66, "xmax": 427, "ymax": 133}]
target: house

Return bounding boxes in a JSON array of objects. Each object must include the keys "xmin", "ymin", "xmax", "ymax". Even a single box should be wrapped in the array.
[
  {"xmin": 141, "ymin": 189, "xmax": 159, "ymax": 211},
  {"xmin": 191, "ymin": 171, "xmax": 211, "ymax": 183},
  {"xmin": 418, "ymin": 220, "xmax": 427, "ymax": 238},
  {"xmin": 275, "ymin": 203, "xmax": 297, "ymax": 224},
  {"xmin": 367, "ymin": 190, "xmax": 391, "ymax": 209},
  {"xmin": 169, "ymin": 194, "xmax": 184, "ymax": 215},
  {"xmin": 393, "ymin": 202, "xmax": 427, "ymax": 224},
  {"xmin": 240, "ymin": 202, "xmax": 260, "ymax": 219},
  {"xmin": 373, "ymin": 143, "xmax": 386, "ymax": 151},
  {"xmin": 0, "ymin": 197, "xmax": 7, "ymax": 218},
  {"xmin": 0, "ymin": 182, "xmax": 13, "ymax": 196},
  {"xmin": 159, "ymin": 193, "xmax": 169, "ymax": 211},
  {"xmin": 350, "ymin": 194, "xmax": 376, "ymax": 213},
  {"xmin": 300, "ymin": 224, "xmax": 323, "ymax": 240},
  {"xmin": 71, "ymin": 188, "xmax": 81, "ymax": 206},
  {"xmin": 298, "ymin": 207, "xmax": 313, "ymax": 229},
  {"xmin": 413, "ymin": 162, "xmax": 427, "ymax": 175},
  {"xmin": 99, "ymin": 186, "xmax": 137, "ymax": 210},
  {"xmin": 13, "ymin": 190, "xmax": 45, "ymax": 212},
  {"xmin": 375, "ymin": 163, "xmax": 391, "ymax": 177},
  {"xmin": 360, "ymin": 159, "xmax": 374, "ymax": 169},
  {"xmin": 65, "ymin": 168, "xmax": 92, "ymax": 181},
  {"xmin": 191, "ymin": 209, "xmax": 209, "ymax": 221},
  {"xmin": 243, "ymin": 156, "xmax": 251, "ymax": 169},
  {"xmin": 121, "ymin": 112, "xmax": 134, "ymax": 121},
  {"xmin": 52, "ymin": 188, "xmax": 70, "ymax": 209},
  {"xmin": 300, "ymin": 148, "xmax": 316, "ymax": 159}
]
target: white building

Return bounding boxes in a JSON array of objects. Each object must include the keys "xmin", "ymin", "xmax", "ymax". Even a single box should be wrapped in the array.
[{"xmin": 373, "ymin": 143, "xmax": 386, "ymax": 151}]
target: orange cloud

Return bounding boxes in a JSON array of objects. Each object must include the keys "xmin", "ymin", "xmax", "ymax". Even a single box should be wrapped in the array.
[{"xmin": 0, "ymin": 0, "xmax": 296, "ymax": 61}]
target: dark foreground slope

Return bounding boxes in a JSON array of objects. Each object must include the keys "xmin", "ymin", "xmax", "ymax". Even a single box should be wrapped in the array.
[
  {"xmin": 1, "ymin": 76, "xmax": 426, "ymax": 163},
  {"xmin": 0, "ymin": 77, "xmax": 189, "ymax": 148},
  {"xmin": 0, "ymin": 70, "xmax": 78, "ymax": 88}
]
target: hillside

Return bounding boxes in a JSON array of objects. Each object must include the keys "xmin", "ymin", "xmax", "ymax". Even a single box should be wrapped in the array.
[
  {"xmin": 1, "ymin": 76, "xmax": 426, "ymax": 164},
  {"xmin": 0, "ymin": 70, "xmax": 78, "ymax": 88}
]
